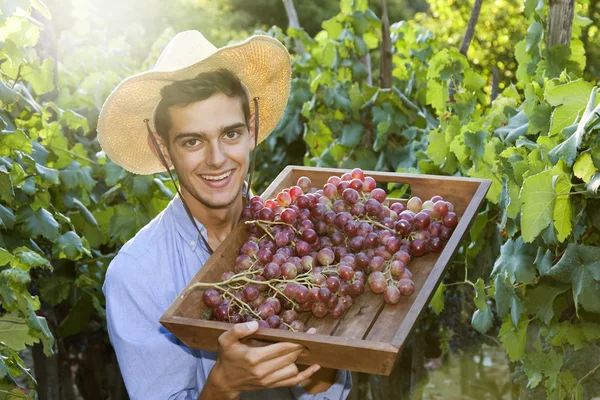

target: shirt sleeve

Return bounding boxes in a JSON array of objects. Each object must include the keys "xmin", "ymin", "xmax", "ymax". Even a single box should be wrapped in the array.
[
  {"xmin": 288, "ymin": 370, "xmax": 352, "ymax": 400},
  {"xmin": 103, "ymin": 252, "xmax": 203, "ymax": 400}
]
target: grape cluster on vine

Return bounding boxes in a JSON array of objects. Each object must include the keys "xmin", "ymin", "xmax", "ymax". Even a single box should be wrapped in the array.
[{"xmin": 190, "ymin": 169, "xmax": 459, "ymax": 332}]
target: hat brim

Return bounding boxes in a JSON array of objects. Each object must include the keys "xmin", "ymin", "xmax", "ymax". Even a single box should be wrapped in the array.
[{"xmin": 97, "ymin": 35, "xmax": 291, "ymax": 175}]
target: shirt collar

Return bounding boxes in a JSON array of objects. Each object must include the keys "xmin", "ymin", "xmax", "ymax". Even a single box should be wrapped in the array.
[{"xmin": 170, "ymin": 182, "xmax": 252, "ymax": 245}]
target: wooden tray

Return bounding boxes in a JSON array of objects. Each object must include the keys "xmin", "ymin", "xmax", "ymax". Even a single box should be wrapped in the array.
[{"xmin": 160, "ymin": 166, "xmax": 491, "ymax": 375}]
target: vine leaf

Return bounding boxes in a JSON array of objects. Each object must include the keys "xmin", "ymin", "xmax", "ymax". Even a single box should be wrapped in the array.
[
  {"xmin": 16, "ymin": 206, "xmax": 59, "ymax": 240},
  {"xmin": 573, "ymin": 153, "xmax": 597, "ymax": 183},
  {"xmin": 0, "ymin": 313, "xmax": 37, "ymax": 351},
  {"xmin": 546, "ymin": 243, "xmax": 600, "ymax": 314},
  {"xmin": 545, "ymin": 79, "xmax": 593, "ymax": 136},
  {"xmin": 492, "ymin": 237, "xmax": 538, "ymax": 284}
]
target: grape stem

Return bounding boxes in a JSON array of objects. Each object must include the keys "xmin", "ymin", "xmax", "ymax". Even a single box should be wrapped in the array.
[{"xmin": 245, "ymin": 220, "xmax": 300, "ymax": 235}]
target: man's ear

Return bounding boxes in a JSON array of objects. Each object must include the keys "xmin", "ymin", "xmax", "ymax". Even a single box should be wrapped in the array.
[
  {"xmin": 248, "ymin": 112, "xmax": 257, "ymax": 151},
  {"xmin": 147, "ymin": 132, "xmax": 173, "ymax": 169}
]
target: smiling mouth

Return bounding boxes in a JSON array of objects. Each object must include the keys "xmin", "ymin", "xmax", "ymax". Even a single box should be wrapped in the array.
[{"xmin": 200, "ymin": 170, "xmax": 233, "ymax": 181}]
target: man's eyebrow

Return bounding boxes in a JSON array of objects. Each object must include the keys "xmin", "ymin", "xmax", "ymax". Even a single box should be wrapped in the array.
[
  {"xmin": 174, "ymin": 122, "xmax": 247, "ymax": 141},
  {"xmin": 221, "ymin": 122, "xmax": 247, "ymax": 132}
]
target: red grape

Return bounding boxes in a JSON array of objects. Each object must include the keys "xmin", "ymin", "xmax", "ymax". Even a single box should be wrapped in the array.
[
  {"xmin": 431, "ymin": 195, "xmax": 443, "ymax": 203},
  {"xmin": 384, "ymin": 286, "xmax": 401, "ymax": 304},
  {"xmin": 317, "ymin": 248, "xmax": 335, "ymax": 265},
  {"xmin": 323, "ymin": 183, "xmax": 338, "ymax": 199},
  {"xmin": 338, "ymin": 264, "xmax": 355, "ymax": 281},
  {"xmin": 363, "ymin": 176, "xmax": 376, "ymax": 192},
  {"xmin": 296, "ymin": 176, "xmax": 312, "ymax": 193},
  {"xmin": 202, "ymin": 289, "xmax": 222, "ymax": 309},
  {"xmin": 429, "ymin": 237, "xmax": 444, "ymax": 253},
  {"xmin": 295, "ymin": 285, "xmax": 310, "ymax": 303},
  {"xmin": 312, "ymin": 302, "xmax": 329, "ymax": 318},
  {"xmin": 341, "ymin": 172, "xmax": 352, "ymax": 181},
  {"xmin": 443, "ymin": 212, "xmax": 458, "ymax": 229},
  {"xmin": 370, "ymin": 188, "xmax": 386, "ymax": 203},
  {"xmin": 413, "ymin": 212, "xmax": 431, "ymax": 230},
  {"xmin": 369, "ymin": 256, "xmax": 386, "ymax": 273},
  {"xmin": 277, "ymin": 192, "xmax": 292, "ymax": 206},
  {"xmin": 410, "ymin": 239, "xmax": 427, "ymax": 257},
  {"xmin": 407, "ymin": 197, "xmax": 422, "ymax": 213},
  {"xmin": 351, "ymin": 168, "xmax": 365, "ymax": 180},
  {"xmin": 370, "ymin": 279, "xmax": 387, "ymax": 294},
  {"xmin": 349, "ymin": 178, "xmax": 363, "ymax": 191},
  {"xmin": 342, "ymin": 188, "xmax": 360, "ymax": 205},
  {"xmin": 327, "ymin": 176, "xmax": 341, "ymax": 186},
  {"xmin": 281, "ymin": 208, "xmax": 297, "ymax": 224},
  {"xmin": 258, "ymin": 207, "xmax": 275, "ymax": 221},
  {"xmin": 433, "ymin": 200, "xmax": 449, "ymax": 218},
  {"xmin": 398, "ymin": 279, "xmax": 415, "ymax": 296}
]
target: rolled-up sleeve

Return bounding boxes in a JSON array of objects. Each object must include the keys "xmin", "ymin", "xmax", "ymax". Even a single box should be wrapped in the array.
[
  {"xmin": 289, "ymin": 370, "xmax": 352, "ymax": 400},
  {"xmin": 103, "ymin": 252, "xmax": 203, "ymax": 400}
]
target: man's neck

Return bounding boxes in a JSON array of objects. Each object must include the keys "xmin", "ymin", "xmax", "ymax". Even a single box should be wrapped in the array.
[{"xmin": 180, "ymin": 188, "xmax": 244, "ymax": 250}]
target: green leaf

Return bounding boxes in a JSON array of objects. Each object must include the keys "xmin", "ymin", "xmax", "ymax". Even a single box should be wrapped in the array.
[
  {"xmin": 0, "ymin": 247, "xmax": 13, "ymax": 266},
  {"xmin": 322, "ymin": 41, "xmax": 337, "ymax": 68},
  {"xmin": 494, "ymin": 274, "xmax": 523, "ymax": 327},
  {"xmin": 545, "ymin": 80, "xmax": 593, "ymax": 136},
  {"xmin": 522, "ymin": 350, "xmax": 563, "ymax": 389},
  {"xmin": 57, "ymin": 294, "xmax": 94, "ymax": 337},
  {"xmin": 426, "ymin": 80, "xmax": 447, "ymax": 115},
  {"xmin": 464, "ymin": 130, "xmax": 486, "ymax": 158},
  {"xmin": 53, "ymin": 231, "xmax": 86, "ymax": 260},
  {"xmin": 520, "ymin": 170, "xmax": 554, "ymax": 242},
  {"xmin": 322, "ymin": 17, "xmax": 343, "ymax": 39},
  {"xmin": 16, "ymin": 207, "xmax": 59, "ymax": 240},
  {"xmin": 0, "ymin": 129, "xmax": 32, "ymax": 155},
  {"xmin": 39, "ymin": 276, "xmax": 71, "ymax": 306},
  {"xmin": 340, "ymin": 122, "xmax": 363, "ymax": 147},
  {"xmin": 0, "ymin": 167, "xmax": 14, "ymax": 203},
  {"xmin": 0, "ymin": 268, "xmax": 30, "ymax": 286},
  {"xmin": 13, "ymin": 247, "xmax": 49, "ymax": 269},
  {"xmin": 472, "ymin": 308, "xmax": 493, "ymax": 334},
  {"xmin": 499, "ymin": 317, "xmax": 529, "ymax": 362},
  {"xmin": 548, "ymin": 89, "xmax": 600, "ymax": 166},
  {"xmin": 59, "ymin": 162, "xmax": 96, "ymax": 192},
  {"xmin": 0, "ymin": 79, "xmax": 18, "ymax": 106},
  {"xmin": 587, "ymin": 173, "xmax": 600, "ymax": 197},
  {"xmin": 0, "ymin": 314, "xmax": 36, "ymax": 351},
  {"xmin": 553, "ymin": 173, "xmax": 572, "ymax": 242},
  {"xmin": 473, "ymin": 278, "xmax": 487, "ymax": 311},
  {"xmin": 492, "ymin": 237, "xmax": 537, "ymax": 284},
  {"xmin": 524, "ymin": 282, "xmax": 569, "ymax": 324},
  {"xmin": 430, "ymin": 283, "xmax": 445, "ymax": 314},
  {"xmin": 573, "ymin": 153, "xmax": 597, "ymax": 183},
  {"xmin": 35, "ymin": 163, "xmax": 59, "ymax": 185},
  {"xmin": 546, "ymin": 243, "xmax": 600, "ymax": 314},
  {"xmin": 0, "ymin": 204, "xmax": 16, "ymax": 229},
  {"xmin": 525, "ymin": 21, "xmax": 543, "ymax": 52}
]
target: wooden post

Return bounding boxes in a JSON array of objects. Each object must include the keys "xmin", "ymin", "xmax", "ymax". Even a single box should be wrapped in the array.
[
  {"xmin": 547, "ymin": 0, "xmax": 575, "ymax": 48},
  {"xmin": 282, "ymin": 0, "xmax": 306, "ymax": 55},
  {"xmin": 459, "ymin": 0, "xmax": 484, "ymax": 56},
  {"xmin": 379, "ymin": 0, "xmax": 393, "ymax": 88}
]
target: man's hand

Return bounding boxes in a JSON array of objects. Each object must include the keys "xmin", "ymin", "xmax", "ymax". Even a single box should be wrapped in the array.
[{"xmin": 200, "ymin": 321, "xmax": 321, "ymax": 400}]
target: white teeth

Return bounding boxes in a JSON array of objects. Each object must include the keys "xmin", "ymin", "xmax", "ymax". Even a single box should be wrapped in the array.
[{"xmin": 201, "ymin": 170, "xmax": 232, "ymax": 181}]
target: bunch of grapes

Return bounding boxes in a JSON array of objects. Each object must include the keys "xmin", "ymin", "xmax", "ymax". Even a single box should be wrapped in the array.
[{"xmin": 191, "ymin": 169, "xmax": 459, "ymax": 332}]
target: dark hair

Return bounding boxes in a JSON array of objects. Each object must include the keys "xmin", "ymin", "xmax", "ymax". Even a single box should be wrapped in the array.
[{"xmin": 154, "ymin": 68, "xmax": 250, "ymax": 143}]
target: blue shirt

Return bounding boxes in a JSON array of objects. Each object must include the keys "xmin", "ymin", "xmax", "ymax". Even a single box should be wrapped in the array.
[{"xmin": 103, "ymin": 196, "xmax": 352, "ymax": 400}]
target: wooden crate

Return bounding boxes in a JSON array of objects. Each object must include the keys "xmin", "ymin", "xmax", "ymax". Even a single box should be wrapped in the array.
[{"xmin": 160, "ymin": 166, "xmax": 491, "ymax": 375}]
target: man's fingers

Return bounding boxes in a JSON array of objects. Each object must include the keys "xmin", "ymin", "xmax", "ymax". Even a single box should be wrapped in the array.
[
  {"xmin": 218, "ymin": 321, "xmax": 259, "ymax": 348},
  {"xmin": 270, "ymin": 364, "xmax": 321, "ymax": 388},
  {"xmin": 252, "ymin": 348, "xmax": 303, "ymax": 376},
  {"xmin": 250, "ymin": 341, "xmax": 305, "ymax": 363}
]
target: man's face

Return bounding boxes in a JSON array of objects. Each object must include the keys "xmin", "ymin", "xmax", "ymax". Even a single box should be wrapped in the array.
[{"xmin": 162, "ymin": 93, "xmax": 254, "ymax": 210}]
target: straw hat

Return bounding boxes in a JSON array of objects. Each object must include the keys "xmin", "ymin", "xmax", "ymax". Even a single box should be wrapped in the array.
[{"xmin": 97, "ymin": 31, "xmax": 292, "ymax": 175}]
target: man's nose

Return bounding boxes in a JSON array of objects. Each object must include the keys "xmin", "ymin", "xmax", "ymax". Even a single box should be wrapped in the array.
[{"xmin": 205, "ymin": 140, "xmax": 227, "ymax": 168}]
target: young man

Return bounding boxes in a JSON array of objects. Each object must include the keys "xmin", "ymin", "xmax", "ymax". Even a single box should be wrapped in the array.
[{"xmin": 98, "ymin": 31, "xmax": 351, "ymax": 399}]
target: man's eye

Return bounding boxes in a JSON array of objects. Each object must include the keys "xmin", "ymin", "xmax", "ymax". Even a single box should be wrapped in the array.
[
  {"xmin": 184, "ymin": 139, "xmax": 199, "ymax": 148},
  {"xmin": 225, "ymin": 131, "xmax": 240, "ymax": 139}
]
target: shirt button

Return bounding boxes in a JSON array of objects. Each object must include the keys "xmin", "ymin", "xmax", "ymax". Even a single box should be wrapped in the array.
[{"xmin": 190, "ymin": 240, "xmax": 196, "ymax": 247}]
